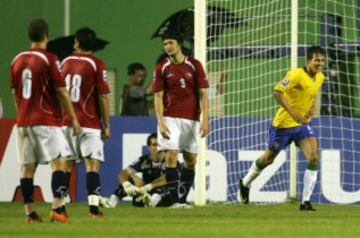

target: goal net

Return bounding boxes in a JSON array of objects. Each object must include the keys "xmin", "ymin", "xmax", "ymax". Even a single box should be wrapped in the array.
[{"xmin": 204, "ymin": 0, "xmax": 360, "ymax": 204}]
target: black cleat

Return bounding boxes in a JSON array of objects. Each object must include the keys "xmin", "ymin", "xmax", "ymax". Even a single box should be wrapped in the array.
[
  {"xmin": 114, "ymin": 185, "xmax": 127, "ymax": 200},
  {"xmin": 156, "ymin": 193, "xmax": 176, "ymax": 207},
  {"xmin": 26, "ymin": 211, "xmax": 43, "ymax": 223},
  {"xmin": 299, "ymin": 201, "xmax": 316, "ymax": 211},
  {"xmin": 239, "ymin": 179, "xmax": 250, "ymax": 204}
]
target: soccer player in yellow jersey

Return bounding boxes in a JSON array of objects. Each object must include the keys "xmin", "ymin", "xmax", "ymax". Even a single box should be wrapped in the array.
[{"xmin": 239, "ymin": 46, "xmax": 326, "ymax": 211}]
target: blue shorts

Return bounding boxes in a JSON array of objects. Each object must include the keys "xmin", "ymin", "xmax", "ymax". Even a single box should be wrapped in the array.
[{"xmin": 267, "ymin": 123, "xmax": 316, "ymax": 152}]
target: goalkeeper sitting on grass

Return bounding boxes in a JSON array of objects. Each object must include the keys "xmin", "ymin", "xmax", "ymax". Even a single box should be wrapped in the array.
[{"xmin": 109, "ymin": 133, "xmax": 167, "ymax": 207}]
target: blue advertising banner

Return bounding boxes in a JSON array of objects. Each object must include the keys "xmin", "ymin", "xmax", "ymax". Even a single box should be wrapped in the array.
[{"xmin": 76, "ymin": 116, "xmax": 360, "ymax": 204}]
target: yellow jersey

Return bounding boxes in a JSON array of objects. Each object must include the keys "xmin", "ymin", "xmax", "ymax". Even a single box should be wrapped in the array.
[{"xmin": 272, "ymin": 67, "xmax": 325, "ymax": 128}]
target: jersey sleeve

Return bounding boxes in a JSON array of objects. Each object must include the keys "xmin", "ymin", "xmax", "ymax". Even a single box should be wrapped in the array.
[
  {"xmin": 127, "ymin": 156, "xmax": 143, "ymax": 173},
  {"xmin": 9, "ymin": 64, "xmax": 16, "ymax": 88},
  {"xmin": 194, "ymin": 60, "xmax": 209, "ymax": 88},
  {"xmin": 274, "ymin": 69, "xmax": 300, "ymax": 93},
  {"xmin": 49, "ymin": 55, "xmax": 65, "ymax": 88},
  {"xmin": 95, "ymin": 60, "xmax": 110, "ymax": 94},
  {"xmin": 152, "ymin": 64, "xmax": 165, "ymax": 93}
]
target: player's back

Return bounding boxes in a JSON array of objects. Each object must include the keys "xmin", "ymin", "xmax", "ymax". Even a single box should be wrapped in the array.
[
  {"xmin": 10, "ymin": 48, "xmax": 63, "ymax": 127},
  {"xmin": 61, "ymin": 53, "xmax": 109, "ymax": 129}
]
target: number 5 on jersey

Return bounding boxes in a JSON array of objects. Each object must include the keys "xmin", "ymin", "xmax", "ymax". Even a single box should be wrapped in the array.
[
  {"xmin": 180, "ymin": 78, "xmax": 186, "ymax": 88},
  {"xmin": 65, "ymin": 74, "xmax": 82, "ymax": 102}
]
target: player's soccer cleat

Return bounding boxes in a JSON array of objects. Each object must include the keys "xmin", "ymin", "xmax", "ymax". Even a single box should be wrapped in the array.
[
  {"xmin": 50, "ymin": 210, "xmax": 68, "ymax": 223},
  {"xmin": 156, "ymin": 193, "xmax": 176, "ymax": 207},
  {"xmin": 61, "ymin": 206, "xmax": 69, "ymax": 218},
  {"xmin": 26, "ymin": 212, "xmax": 43, "ymax": 223},
  {"xmin": 239, "ymin": 179, "xmax": 250, "ymax": 204},
  {"xmin": 99, "ymin": 196, "xmax": 112, "ymax": 208},
  {"xmin": 182, "ymin": 203, "xmax": 193, "ymax": 209},
  {"xmin": 114, "ymin": 185, "xmax": 127, "ymax": 200},
  {"xmin": 108, "ymin": 194, "xmax": 119, "ymax": 208},
  {"xmin": 299, "ymin": 201, "xmax": 316, "ymax": 211},
  {"xmin": 89, "ymin": 211, "xmax": 104, "ymax": 219},
  {"xmin": 169, "ymin": 202, "xmax": 192, "ymax": 209},
  {"xmin": 148, "ymin": 193, "xmax": 162, "ymax": 207}
]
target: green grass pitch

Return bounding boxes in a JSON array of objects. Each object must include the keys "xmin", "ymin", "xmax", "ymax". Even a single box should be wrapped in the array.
[{"xmin": 1, "ymin": 202, "xmax": 359, "ymax": 238}]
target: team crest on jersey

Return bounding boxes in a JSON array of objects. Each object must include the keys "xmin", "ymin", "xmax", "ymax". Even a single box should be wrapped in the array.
[
  {"xmin": 185, "ymin": 72, "xmax": 192, "ymax": 78},
  {"xmin": 102, "ymin": 70, "xmax": 108, "ymax": 82},
  {"xmin": 166, "ymin": 73, "xmax": 175, "ymax": 78},
  {"xmin": 281, "ymin": 78, "xmax": 290, "ymax": 87}
]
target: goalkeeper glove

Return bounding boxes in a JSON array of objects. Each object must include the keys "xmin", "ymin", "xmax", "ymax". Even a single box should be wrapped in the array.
[
  {"xmin": 123, "ymin": 181, "xmax": 139, "ymax": 196},
  {"xmin": 139, "ymin": 184, "xmax": 153, "ymax": 194},
  {"xmin": 135, "ymin": 193, "xmax": 152, "ymax": 205}
]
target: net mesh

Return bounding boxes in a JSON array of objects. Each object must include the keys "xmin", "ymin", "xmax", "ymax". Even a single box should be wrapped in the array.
[{"xmin": 205, "ymin": 0, "xmax": 360, "ymax": 203}]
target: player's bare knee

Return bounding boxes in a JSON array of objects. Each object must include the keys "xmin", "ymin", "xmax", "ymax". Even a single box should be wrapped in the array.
[
  {"xmin": 308, "ymin": 153, "xmax": 318, "ymax": 165},
  {"xmin": 261, "ymin": 149, "xmax": 278, "ymax": 167},
  {"xmin": 184, "ymin": 159, "xmax": 196, "ymax": 169},
  {"xmin": 263, "ymin": 157, "xmax": 275, "ymax": 166},
  {"xmin": 167, "ymin": 150, "xmax": 177, "ymax": 158},
  {"xmin": 269, "ymin": 142, "xmax": 281, "ymax": 154},
  {"xmin": 21, "ymin": 164, "xmax": 36, "ymax": 177},
  {"xmin": 166, "ymin": 150, "xmax": 178, "ymax": 167},
  {"xmin": 183, "ymin": 152, "xmax": 197, "ymax": 169},
  {"xmin": 158, "ymin": 151, "xmax": 167, "ymax": 161}
]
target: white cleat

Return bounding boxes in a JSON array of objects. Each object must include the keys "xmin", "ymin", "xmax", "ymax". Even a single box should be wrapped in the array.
[
  {"xmin": 148, "ymin": 194, "xmax": 162, "ymax": 207},
  {"xmin": 108, "ymin": 194, "xmax": 119, "ymax": 208},
  {"xmin": 169, "ymin": 203, "xmax": 192, "ymax": 209},
  {"xmin": 99, "ymin": 196, "xmax": 112, "ymax": 208}
]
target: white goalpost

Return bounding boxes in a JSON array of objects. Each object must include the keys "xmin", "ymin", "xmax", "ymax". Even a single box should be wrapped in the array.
[
  {"xmin": 194, "ymin": 0, "xmax": 207, "ymax": 206},
  {"xmin": 195, "ymin": 0, "xmax": 360, "ymax": 204},
  {"xmin": 289, "ymin": 0, "xmax": 298, "ymax": 200}
]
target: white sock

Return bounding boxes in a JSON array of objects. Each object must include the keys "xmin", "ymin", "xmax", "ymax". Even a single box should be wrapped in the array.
[
  {"xmin": 302, "ymin": 169, "xmax": 318, "ymax": 203},
  {"xmin": 88, "ymin": 195, "xmax": 100, "ymax": 206},
  {"xmin": 243, "ymin": 160, "xmax": 262, "ymax": 187}
]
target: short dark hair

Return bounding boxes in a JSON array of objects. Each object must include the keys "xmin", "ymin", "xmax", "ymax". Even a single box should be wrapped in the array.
[
  {"xmin": 307, "ymin": 46, "xmax": 326, "ymax": 60},
  {"xmin": 28, "ymin": 18, "xmax": 49, "ymax": 42},
  {"xmin": 75, "ymin": 27, "xmax": 97, "ymax": 51},
  {"xmin": 161, "ymin": 31, "xmax": 183, "ymax": 44},
  {"xmin": 146, "ymin": 132, "xmax": 157, "ymax": 146},
  {"xmin": 127, "ymin": 62, "xmax": 146, "ymax": 75}
]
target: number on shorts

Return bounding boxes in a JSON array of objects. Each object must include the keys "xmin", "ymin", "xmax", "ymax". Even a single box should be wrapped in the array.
[
  {"xmin": 65, "ymin": 74, "xmax": 82, "ymax": 102},
  {"xmin": 307, "ymin": 125, "xmax": 315, "ymax": 135},
  {"xmin": 180, "ymin": 78, "xmax": 186, "ymax": 88},
  {"xmin": 22, "ymin": 68, "xmax": 32, "ymax": 99}
]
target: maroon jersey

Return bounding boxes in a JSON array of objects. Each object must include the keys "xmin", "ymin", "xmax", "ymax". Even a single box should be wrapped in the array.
[
  {"xmin": 152, "ymin": 56, "xmax": 209, "ymax": 121},
  {"xmin": 61, "ymin": 52, "xmax": 110, "ymax": 129},
  {"xmin": 10, "ymin": 48, "xmax": 64, "ymax": 127}
]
